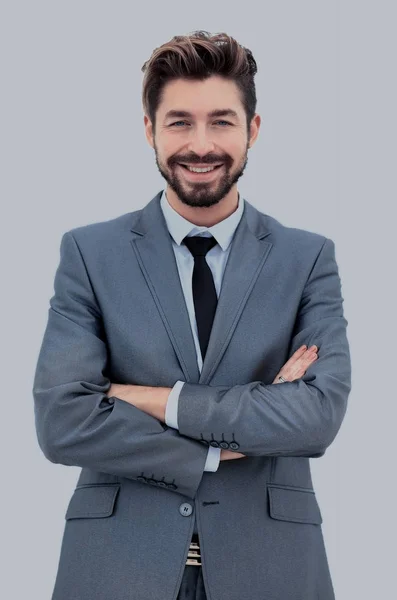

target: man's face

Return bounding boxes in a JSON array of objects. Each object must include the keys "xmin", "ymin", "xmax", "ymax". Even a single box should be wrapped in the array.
[{"xmin": 144, "ymin": 75, "xmax": 259, "ymax": 208}]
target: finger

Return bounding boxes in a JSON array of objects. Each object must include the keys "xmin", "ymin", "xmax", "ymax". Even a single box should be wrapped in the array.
[
  {"xmin": 295, "ymin": 345, "xmax": 308, "ymax": 356},
  {"xmin": 285, "ymin": 346, "xmax": 308, "ymax": 366},
  {"xmin": 280, "ymin": 352, "xmax": 317, "ymax": 379},
  {"xmin": 277, "ymin": 345, "xmax": 318, "ymax": 382},
  {"xmin": 302, "ymin": 347, "xmax": 318, "ymax": 360},
  {"xmin": 300, "ymin": 354, "xmax": 318, "ymax": 373}
]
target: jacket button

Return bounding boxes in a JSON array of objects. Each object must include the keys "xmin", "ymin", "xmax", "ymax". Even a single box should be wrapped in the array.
[
  {"xmin": 147, "ymin": 478, "xmax": 157, "ymax": 485},
  {"xmin": 219, "ymin": 441, "xmax": 229, "ymax": 449},
  {"xmin": 229, "ymin": 442, "xmax": 240, "ymax": 450},
  {"xmin": 179, "ymin": 503, "xmax": 193, "ymax": 517},
  {"xmin": 157, "ymin": 481, "xmax": 167, "ymax": 487},
  {"xmin": 107, "ymin": 397, "xmax": 115, "ymax": 404},
  {"xmin": 167, "ymin": 483, "xmax": 177, "ymax": 490},
  {"xmin": 136, "ymin": 476, "xmax": 146, "ymax": 482},
  {"xmin": 210, "ymin": 440, "xmax": 220, "ymax": 448}
]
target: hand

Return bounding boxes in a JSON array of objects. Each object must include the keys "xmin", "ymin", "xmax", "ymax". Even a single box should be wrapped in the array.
[
  {"xmin": 220, "ymin": 449, "xmax": 247, "ymax": 461},
  {"xmin": 107, "ymin": 383, "xmax": 122, "ymax": 398},
  {"xmin": 221, "ymin": 344, "xmax": 318, "ymax": 461},
  {"xmin": 272, "ymin": 345, "xmax": 318, "ymax": 384}
]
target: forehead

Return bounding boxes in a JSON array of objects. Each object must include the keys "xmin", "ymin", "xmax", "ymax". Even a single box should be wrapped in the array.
[{"xmin": 158, "ymin": 76, "xmax": 244, "ymax": 117}]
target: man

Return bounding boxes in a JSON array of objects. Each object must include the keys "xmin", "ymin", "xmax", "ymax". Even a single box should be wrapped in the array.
[{"xmin": 33, "ymin": 31, "xmax": 351, "ymax": 600}]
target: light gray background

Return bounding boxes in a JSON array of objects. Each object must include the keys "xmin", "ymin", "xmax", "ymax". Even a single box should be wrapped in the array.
[{"xmin": 1, "ymin": 1, "xmax": 395, "ymax": 598}]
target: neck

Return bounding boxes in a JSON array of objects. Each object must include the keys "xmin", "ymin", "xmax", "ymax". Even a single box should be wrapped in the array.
[{"xmin": 165, "ymin": 186, "xmax": 239, "ymax": 227}]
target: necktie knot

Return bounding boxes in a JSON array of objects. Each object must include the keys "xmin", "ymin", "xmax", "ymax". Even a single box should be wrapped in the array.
[{"xmin": 183, "ymin": 235, "xmax": 218, "ymax": 257}]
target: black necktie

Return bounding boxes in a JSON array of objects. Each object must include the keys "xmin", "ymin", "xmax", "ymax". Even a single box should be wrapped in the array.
[{"xmin": 183, "ymin": 235, "xmax": 218, "ymax": 361}]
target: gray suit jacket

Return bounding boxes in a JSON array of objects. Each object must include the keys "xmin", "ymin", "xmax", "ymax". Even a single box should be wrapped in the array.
[{"xmin": 32, "ymin": 190, "xmax": 352, "ymax": 600}]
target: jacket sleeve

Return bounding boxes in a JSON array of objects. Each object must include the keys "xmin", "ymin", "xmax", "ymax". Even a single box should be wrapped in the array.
[
  {"xmin": 32, "ymin": 231, "xmax": 210, "ymax": 500},
  {"xmin": 166, "ymin": 381, "xmax": 221, "ymax": 471},
  {"xmin": 176, "ymin": 237, "xmax": 352, "ymax": 458}
]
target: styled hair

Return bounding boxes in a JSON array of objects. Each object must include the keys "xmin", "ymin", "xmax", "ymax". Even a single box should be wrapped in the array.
[{"xmin": 141, "ymin": 30, "xmax": 258, "ymax": 134}]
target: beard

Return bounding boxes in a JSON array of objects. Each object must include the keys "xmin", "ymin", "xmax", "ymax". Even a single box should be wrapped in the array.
[{"xmin": 153, "ymin": 141, "xmax": 249, "ymax": 208}]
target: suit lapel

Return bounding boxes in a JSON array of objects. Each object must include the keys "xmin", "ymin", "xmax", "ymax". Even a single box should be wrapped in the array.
[
  {"xmin": 129, "ymin": 191, "xmax": 273, "ymax": 386},
  {"xmin": 198, "ymin": 203, "xmax": 273, "ymax": 384}
]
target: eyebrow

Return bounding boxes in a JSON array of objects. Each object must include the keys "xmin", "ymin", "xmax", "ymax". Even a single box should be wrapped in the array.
[{"xmin": 164, "ymin": 109, "xmax": 239, "ymax": 120}]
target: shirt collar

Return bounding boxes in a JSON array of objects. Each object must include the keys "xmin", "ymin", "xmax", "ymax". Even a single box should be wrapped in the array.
[{"xmin": 159, "ymin": 189, "xmax": 245, "ymax": 251}]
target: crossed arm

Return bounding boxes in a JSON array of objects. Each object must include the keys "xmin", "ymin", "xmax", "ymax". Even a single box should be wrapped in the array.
[
  {"xmin": 33, "ymin": 231, "xmax": 351, "ymax": 499},
  {"xmin": 106, "ymin": 344, "xmax": 319, "ymax": 461},
  {"xmin": 107, "ymin": 383, "xmax": 171, "ymax": 423}
]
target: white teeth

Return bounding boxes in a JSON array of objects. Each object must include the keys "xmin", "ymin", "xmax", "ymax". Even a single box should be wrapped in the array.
[{"xmin": 187, "ymin": 165, "xmax": 216, "ymax": 173}]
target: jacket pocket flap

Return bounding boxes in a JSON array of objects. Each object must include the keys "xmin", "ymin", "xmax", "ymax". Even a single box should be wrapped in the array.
[
  {"xmin": 267, "ymin": 484, "xmax": 323, "ymax": 525},
  {"xmin": 65, "ymin": 483, "xmax": 120, "ymax": 520}
]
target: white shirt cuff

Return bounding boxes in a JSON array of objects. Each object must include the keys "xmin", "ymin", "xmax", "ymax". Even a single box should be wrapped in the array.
[
  {"xmin": 164, "ymin": 380, "xmax": 185, "ymax": 429},
  {"xmin": 204, "ymin": 446, "xmax": 221, "ymax": 471}
]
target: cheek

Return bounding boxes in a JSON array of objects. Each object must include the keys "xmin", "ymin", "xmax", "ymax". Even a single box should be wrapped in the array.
[{"xmin": 225, "ymin": 136, "xmax": 247, "ymax": 155}]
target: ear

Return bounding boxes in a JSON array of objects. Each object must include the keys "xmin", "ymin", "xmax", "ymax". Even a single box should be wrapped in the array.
[
  {"xmin": 248, "ymin": 114, "xmax": 261, "ymax": 149},
  {"xmin": 144, "ymin": 115, "xmax": 154, "ymax": 148}
]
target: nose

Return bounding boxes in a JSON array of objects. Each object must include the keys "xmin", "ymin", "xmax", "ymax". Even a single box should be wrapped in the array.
[{"xmin": 186, "ymin": 124, "xmax": 216, "ymax": 156}]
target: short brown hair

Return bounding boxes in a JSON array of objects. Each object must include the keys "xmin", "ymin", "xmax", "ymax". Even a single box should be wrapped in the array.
[{"xmin": 141, "ymin": 30, "xmax": 258, "ymax": 134}]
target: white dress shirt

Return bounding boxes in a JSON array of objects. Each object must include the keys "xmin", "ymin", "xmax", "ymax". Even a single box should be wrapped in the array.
[{"xmin": 160, "ymin": 188, "xmax": 245, "ymax": 471}]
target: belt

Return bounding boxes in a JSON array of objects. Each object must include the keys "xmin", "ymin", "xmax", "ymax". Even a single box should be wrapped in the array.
[{"xmin": 186, "ymin": 533, "xmax": 201, "ymax": 566}]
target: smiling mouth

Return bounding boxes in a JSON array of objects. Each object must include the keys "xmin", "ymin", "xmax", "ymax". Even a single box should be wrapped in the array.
[{"xmin": 177, "ymin": 163, "xmax": 224, "ymax": 172}]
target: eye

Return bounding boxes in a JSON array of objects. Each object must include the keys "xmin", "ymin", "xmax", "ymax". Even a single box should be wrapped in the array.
[{"xmin": 168, "ymin": 120, "xmax": 233, "ymax": 127}]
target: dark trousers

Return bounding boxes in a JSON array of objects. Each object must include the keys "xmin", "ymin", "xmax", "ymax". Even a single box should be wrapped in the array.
[{"xmin": 177, "ymin": 565, "xmax": 207, "ymax": 600}]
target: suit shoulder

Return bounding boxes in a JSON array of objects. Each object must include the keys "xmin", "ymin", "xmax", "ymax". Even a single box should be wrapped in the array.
[
  {"xmin": 62, "ymin": 209, "xmax": 142, "ymax": 245},
  {"xmin": 253, "ymin": 206, "xmax": 330, "ymax": 251}
]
